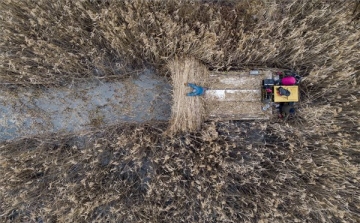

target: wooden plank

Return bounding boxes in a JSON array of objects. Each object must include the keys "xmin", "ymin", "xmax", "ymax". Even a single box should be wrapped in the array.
[
  {"xmin": 208, "ymin": 70, "xmax": 273, "ymax": 90},
  {"xmin": 207, "ymin": 75, "xmax": 262, "ymax": 90},
  {"xmin": 203, "ymin": 70, "xmax": 275, "ymax": 121},
  {"xmin": 208, "ymin": 114, "xmax": 270, "ymax": 121},
  {"xmin": 205, "ymin": 90, "xmax": 261, "ymax": 102},
  {"xmin": 205, "ymin": 101, "xmax": 270, "ymax": 117}
]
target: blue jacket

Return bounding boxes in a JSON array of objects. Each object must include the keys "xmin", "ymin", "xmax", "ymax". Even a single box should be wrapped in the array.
[{"xmin": 187, "ymin": 83, "xmax": 205, "ymax": 96}]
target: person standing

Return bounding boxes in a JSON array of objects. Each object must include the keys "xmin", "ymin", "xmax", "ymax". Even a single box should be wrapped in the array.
[
  {"xmin": 186, "ymin": 83, "xmax": 207, "ymax": 96},
  {"xmin": 279, "ymin": 103, "xmax": 295, "ymax": 120}
]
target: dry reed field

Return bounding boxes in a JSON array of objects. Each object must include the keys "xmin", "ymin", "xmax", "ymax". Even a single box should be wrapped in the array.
[{"xmin": 1, "ymin": 0, "xmax": 359, "ymax": 222}]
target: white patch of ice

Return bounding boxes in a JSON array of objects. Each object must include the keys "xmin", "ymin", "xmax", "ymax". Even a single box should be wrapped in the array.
[{"xmin": 206, "ymin": 90, "xmax": 226, "ymax": 99}]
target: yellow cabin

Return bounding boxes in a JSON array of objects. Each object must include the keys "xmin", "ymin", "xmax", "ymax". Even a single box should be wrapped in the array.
[{"xmin": 273, "ymin": 86, "xmax": 299, "ymax": 102}]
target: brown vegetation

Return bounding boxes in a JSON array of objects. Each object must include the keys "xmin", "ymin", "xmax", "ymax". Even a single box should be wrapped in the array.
[
  {"xmin": 0, "ymin": 0, "xmax": 359, "ymax": 222},
  {"xmin": 167, "ymin": 58, "xmax": 208, "ymax": 133}
]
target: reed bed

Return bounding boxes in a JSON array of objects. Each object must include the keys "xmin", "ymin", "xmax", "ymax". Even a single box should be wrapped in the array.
[{"xmin": 0, "ymin": 0, "xmax": 359, "ymax": 222}]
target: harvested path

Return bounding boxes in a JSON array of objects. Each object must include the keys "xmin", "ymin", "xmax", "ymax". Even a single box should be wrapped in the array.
[{"xmin": 0, "ymin": 69, "xmax": 172, "ymax": 142}]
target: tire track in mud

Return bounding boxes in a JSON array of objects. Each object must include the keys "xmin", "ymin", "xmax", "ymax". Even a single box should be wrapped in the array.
[{"xmin": 0, "ymin": 69, "xmax": 172, "ymax": 142}]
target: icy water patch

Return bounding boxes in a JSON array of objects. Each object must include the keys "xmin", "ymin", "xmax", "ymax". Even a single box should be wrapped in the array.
[{"xmin": 0, "ymin": 70, "xmax": 172, "ymax": 142}]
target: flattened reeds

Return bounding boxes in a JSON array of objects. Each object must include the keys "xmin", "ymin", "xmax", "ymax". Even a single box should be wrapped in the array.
[{"xmin": 167, "ymin": 58, "xmax": 208, "ymax": 133}]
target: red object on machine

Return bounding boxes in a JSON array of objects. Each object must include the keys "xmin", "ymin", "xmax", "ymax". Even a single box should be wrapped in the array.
[{"xmin": 281, "ymin": 76, "xmax": 296, "ymax": 85}]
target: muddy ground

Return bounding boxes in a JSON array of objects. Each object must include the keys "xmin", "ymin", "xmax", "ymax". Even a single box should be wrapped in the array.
[{"xmin": 0, "ymin": 69, "xmax": 172, "ymax": 142}]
